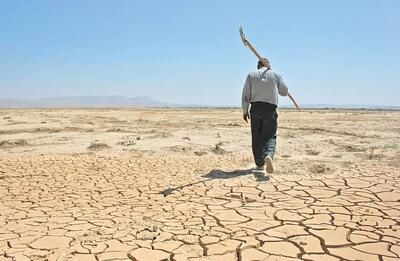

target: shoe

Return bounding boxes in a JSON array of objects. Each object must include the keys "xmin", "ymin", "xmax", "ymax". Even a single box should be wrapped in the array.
[
  {"xmin": 256, "ymin": 165, "xmax": 264, "ymax": 171},
  {"xmin": 264, "ymin": 156, "xmax": 274, "ymax": 173}
]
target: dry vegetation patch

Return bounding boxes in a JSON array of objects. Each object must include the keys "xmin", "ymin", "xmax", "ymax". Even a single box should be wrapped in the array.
[
  {"xmin": 87, "ymin": 142, "xmax": 111, "ymax": 150},
  {"xmin": 0, "ymin": 139, "xmax": 29, "ymax": 148}
]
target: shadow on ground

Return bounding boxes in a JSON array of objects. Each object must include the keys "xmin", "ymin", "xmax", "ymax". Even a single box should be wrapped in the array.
[
  {"xmin": 203, "ymin": 168, "xmax": 269, "ymax": 182},
  {"xmin": 160, "ymin": 168, "xmax": 269, "ymax": 196}
]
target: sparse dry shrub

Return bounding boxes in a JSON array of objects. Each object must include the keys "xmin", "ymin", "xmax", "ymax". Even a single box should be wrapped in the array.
[
  {"xmin": 0, "ymin": 139, "xmax": 29, "ymax": 147},
  {"xmin": 239, "ymin": 153, "xmax": 253, "ymax": 165},
  {"xmin": 367, "ymin": 148, "xmax": 375, "ymax": 160},
  {"xmin": 169, "ymin": 145, "xmax": 192, "ymax": 152},
  {"xmin": 211, "ymin": 142, "xmax": 227, "ymax": 155},
  {"xmin": 116, "ymin": 140, "xmax": 136, "ymax": 146},
  {"xmin": 366, "ymin": 147, "xmax": 383, "ymax": 160},
  {"xmin": 194, "ymin": 150, "xmax": 208, "ymax": 156},
  {"xmin": 309, "ymin": 163, "xmax": 330, "ymax": 174},
  {"xmin": 306, "ymin": 149, "xmax": 320, "ymax": 156},
  {"xmin": 87, "ymin": 142, "xmax": 111, "ymax": 150}
]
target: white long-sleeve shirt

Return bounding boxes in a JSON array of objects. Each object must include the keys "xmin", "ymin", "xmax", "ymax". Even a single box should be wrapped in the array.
[{"xmin": 242, "ymin": 67, "xmax": 288, "ymax": 114}]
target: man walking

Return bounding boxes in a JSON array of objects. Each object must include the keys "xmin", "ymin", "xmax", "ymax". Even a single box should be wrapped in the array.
[{"xmin": 242, "ymin": 58, "xmax": 288, "ymax": 173}]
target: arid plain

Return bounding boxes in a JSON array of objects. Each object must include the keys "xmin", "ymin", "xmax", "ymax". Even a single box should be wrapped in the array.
[{"xmin": 0, "ymin": 108, "xmax": 399, "ymax": 261}]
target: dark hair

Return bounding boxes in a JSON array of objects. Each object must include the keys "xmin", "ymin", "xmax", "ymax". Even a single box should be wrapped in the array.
[{"xmin": 257, "ymin": 58, "xmax": 271, "ymax": 69}]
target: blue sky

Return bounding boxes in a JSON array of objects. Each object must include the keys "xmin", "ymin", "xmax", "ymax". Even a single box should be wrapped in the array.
[{"xmin": 1, "ymin": 0, "xmax": 399, "ymax": 106}]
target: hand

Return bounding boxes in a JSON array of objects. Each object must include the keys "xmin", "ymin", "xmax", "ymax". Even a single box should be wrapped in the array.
[{"xmin": 243, "ymin": 113, "xmax": 249, "ymax": 123}]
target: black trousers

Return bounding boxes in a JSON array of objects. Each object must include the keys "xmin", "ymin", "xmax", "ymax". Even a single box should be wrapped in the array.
[{"xmin": 250, "ymin": 102, "xmax": 278, "ymax": 166}]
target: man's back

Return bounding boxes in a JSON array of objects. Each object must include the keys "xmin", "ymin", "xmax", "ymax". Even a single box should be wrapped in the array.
[{"xmin": 242, "ymin": 67, "xmax": 288, "ymax": 113}]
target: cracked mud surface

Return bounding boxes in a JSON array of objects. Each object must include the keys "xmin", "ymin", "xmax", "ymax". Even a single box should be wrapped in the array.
[{"xmin": 0, "ymin": 109, "xmax": 399, "ymax": 260}]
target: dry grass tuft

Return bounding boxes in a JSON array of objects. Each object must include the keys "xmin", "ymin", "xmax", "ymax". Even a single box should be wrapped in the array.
[
  {"xmin": 116, "ymin": 140, "xmax": 136, "ymax": 146},
  {"xmin": 306, "ymin": 149, "xmax": 320, "ymax": 156},
  {"xmin": 309, "ymin": 163, "xmax": 330, "ymax": 174},
  {"xmin": 211, "ymin": 142, "xmax": 227, "ymax": 155},
  {"xmin": 0, "ymin": 139, "xmax": 29, "ymax": 148},
  {"xmin": 88, "ymin": 142, "xmax": 111, "ymax": 150},
  {"xmin": 367, "ymin": 148, "xmax": 375, "ymax": 160}
]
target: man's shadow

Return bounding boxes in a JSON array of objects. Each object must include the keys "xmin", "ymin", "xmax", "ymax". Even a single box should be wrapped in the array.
[{"xmin": 160, "ymin": 167, "xmax": 269, "ymax": 196}]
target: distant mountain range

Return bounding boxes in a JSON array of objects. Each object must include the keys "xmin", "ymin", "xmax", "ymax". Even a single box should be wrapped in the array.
[
  {"xmin": 0, "ymin": 96, "xmax": 398, "ymax": 109},
  {"xmin": 0, "ymin": 96, "xmax": 178, "ymax": 108}
]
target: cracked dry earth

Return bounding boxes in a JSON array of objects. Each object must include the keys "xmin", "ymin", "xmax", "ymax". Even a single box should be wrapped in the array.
[{"xmin": 0, "ymin": 109, "xmax": 399, "ymax": 261}]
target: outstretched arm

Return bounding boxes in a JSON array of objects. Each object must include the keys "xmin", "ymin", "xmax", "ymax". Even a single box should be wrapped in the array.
[{"xmin": 276, "ymin": 73, "xmax": 288, "ymax": 96}]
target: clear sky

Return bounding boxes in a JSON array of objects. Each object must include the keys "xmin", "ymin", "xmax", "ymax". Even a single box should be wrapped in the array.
[{"xmin": 1, "ymin": 0, "xmax": 399, "ymax": 106}]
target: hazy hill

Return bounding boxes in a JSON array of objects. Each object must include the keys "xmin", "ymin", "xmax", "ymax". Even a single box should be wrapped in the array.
[{"xmin": 0, "ymin": 96, "xmax": 173, "ymax": 108}]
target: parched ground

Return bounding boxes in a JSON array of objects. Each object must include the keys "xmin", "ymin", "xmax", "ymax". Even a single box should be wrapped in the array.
[{"xmin": 0, "ymin": 109, "xmax": 399, "ymax": 261}]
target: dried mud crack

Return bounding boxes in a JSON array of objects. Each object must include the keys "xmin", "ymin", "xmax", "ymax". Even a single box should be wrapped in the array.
[
  {"xmin": 1, "ymin": 153, "xmax": 399, "ymax": 261},
  {"xmin": 0, "ymin": 108, "xmax": 399, "ymax": 260}
]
